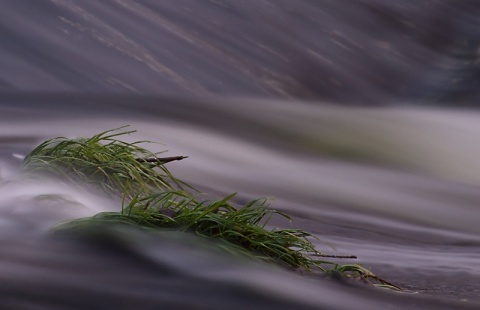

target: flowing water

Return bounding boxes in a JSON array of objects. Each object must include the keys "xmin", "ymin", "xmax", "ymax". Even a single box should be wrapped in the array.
[{"xmin": 1, "ymin": 1, "xmax": 480, "ymax": 309}]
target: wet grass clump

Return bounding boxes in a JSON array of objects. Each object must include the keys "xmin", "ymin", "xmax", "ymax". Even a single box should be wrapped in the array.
[
  {"xmin": 23, "ymin": 127, "xmax": 186, "ymax": 198},
  {"xmin": 23, "ymin": 127, "xmax": 401, "ymax": 289}
]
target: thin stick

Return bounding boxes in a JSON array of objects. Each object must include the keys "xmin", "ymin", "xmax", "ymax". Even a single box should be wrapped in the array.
[
  {"xmin": 314, "ymin": 254, "xmax": 357, "ymax": 259},
  {"xmin": 136, "ymin": 156, "xmax": 188, "ymax": 164}
]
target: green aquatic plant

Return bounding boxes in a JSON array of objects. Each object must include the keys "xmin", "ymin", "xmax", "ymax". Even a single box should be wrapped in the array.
[
  {"xmin": 23, "ymin": 127, "xmax": 187, "ymax": 198},
  {"xmin": 23, "ymin": 127, "xmax": 400, "ymax": 289},
  {"xmin": 56, "ymin": 190, "xmax": 341, "ymax": 270}
]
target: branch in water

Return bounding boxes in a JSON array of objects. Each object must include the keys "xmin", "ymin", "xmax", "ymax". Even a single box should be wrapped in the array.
[
  {"xmin": 135, "ymin": 156, "xmax": 188, "ymax": 164},
  {"xmin": 314, "ymin": 254, "xmax": 357, "ymax": 259}
]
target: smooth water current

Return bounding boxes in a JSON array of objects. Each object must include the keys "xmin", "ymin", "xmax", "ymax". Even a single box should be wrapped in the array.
[{"xmin": 1, "ymin": 1, "xmax": 480, "ymax": 309}]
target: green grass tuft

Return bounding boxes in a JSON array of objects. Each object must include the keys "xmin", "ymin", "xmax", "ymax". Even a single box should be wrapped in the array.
[
  {"xmin": 23, "ymin": 126, "xmax": 187, "ymax": 198},
  {"xmin": 23, "ymin": 127, "xmax": 400, "ymax": 289}
]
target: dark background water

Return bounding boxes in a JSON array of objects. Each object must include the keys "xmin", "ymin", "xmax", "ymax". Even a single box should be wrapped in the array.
[
  {"xmin": 2, "ymin": 0, "xmax": 480, "ymax": 104},
  {"xmin": 1, "ymin": 1, "xmax": 480, "ymax": 309}
]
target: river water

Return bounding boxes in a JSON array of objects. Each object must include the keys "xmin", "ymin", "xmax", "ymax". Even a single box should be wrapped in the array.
[{"xmin": 1, "ymin": 1, "xmax": 480, "ymax": 309}]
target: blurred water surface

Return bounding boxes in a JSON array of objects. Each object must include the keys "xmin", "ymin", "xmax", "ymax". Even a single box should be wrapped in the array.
[{"xmin": 1, "ymin": 1, "xmax": 480, "ymax": 309}]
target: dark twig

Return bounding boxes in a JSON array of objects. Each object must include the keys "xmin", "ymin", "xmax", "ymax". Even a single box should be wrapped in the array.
[
  {"xmin": 368, "ymin": 275, "xmax": 404, "ymax": 291},
  {"xmin": 135, "ymin": 156, "xmax": 188, "ymax": 164},
  {"xmin": 314, "ymin": 254, "xmax": 357, "ymax": 259}
]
